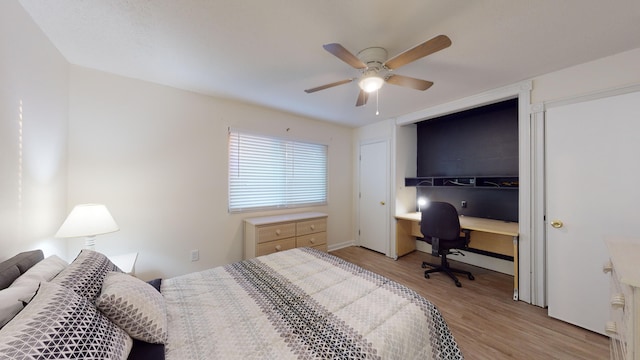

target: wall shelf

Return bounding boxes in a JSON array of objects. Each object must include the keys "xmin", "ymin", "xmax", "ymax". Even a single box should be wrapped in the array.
[{"xmin": 405, "ymin": 176, "xmax": 518, "ymax": 189}]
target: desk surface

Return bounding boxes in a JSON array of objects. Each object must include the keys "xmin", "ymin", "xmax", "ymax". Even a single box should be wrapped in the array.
[{"xmin": 395, "ymin": 212, "xmax": 518, "ymax": 236}]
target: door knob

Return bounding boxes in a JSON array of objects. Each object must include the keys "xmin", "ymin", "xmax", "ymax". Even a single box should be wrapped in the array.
[
  {"xmin": 550, "ymin": 220, "xmax": 563, "ymax": 228},
  {"xmin": 380, "ymin": 201, "xmax": 385, "ymax": 205}
]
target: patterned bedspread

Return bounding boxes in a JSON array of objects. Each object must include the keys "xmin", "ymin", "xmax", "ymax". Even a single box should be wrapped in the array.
[{"xmin": 161, "ymin": 247, "xmax": 463, "ymax": 359}]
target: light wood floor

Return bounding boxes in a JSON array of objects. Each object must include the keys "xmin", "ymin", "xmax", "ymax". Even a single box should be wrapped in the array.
[{"xmin": 330, "ymin": 246, "xmax": 609, "ymax": 360}]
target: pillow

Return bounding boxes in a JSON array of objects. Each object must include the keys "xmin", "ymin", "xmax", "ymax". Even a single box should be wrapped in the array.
[
  {"xmin": 0, "ymin": 285, "xmax": 34, "ymax": 328},
  {"xmin": 0, "ymin": 250, "xmax": 45, "ymax": 291},
  {"xmin": 0, "ymin": 265, "xmax": 21, "ymax": 291},
  {"xmin": 10, "ymin": 254, "xmax": 68, "ymax": 288},
  {"xmin": 128, "ymin": 339, "xmax": 165, "ymax": 360},
  {"xmin": 0, "ymin": 282, "xmax": 132, "ymax": 359},
  {"xmin": 96, "ymin": 272, "xmax": 168, "ymax": 344},
  {"xmin": 52, "ymin": 249, "xmax": 121, "ymax": 302},
  {"xmin": 147, "ymin": 278, "xmax": 162, "ymax": 293}
]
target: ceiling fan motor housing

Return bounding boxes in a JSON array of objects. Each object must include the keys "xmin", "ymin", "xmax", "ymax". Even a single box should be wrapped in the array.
[{"xmin": 357, "ymin": 47, "xmax": 388, "ymax": 72}]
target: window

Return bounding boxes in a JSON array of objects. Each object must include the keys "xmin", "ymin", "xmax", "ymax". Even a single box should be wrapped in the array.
[{"xmin": 228, "ymin": 130, "xmax": 327, "ymax": 212}]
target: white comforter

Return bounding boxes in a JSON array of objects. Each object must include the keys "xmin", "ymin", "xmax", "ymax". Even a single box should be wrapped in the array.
[{"xmin": 161, "ymin": 248, "xmax": 462, "ymax": 359}]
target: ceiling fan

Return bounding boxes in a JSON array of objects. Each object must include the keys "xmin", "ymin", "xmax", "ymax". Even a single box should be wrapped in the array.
[{"xmin": 304, "ymin": 35, "xmax": 452, "ymax": 107}]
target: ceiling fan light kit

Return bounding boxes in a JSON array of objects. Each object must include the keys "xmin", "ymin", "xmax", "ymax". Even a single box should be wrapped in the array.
[
  {"xmin": 305, "ymin": 35, "xmax": 452, "ymax": 108},
  {"xmin": 359, "ymin": 73, "xmax": 384, "ymax": 93}
]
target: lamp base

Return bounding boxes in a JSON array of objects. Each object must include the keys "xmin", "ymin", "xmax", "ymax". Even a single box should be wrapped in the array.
[{"xmin": 84, "ymin": 236, "xmax": 96, "ymax": 250}]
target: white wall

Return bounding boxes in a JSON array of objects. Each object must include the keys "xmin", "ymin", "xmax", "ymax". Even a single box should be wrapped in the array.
[
  {"xmin": 532, "ymin": 48, "xmax": 640, "ymax": 103},
  {"xmin": 67, "ymin": 66, "xmax": 354, "ymax": 279},
  {"xmin": 0, "ymin": 1, "xmax": 68, "ymax": 260}
]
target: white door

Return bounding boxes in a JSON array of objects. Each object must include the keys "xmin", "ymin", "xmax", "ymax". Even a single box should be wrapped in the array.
[
  {"xmin": 546, "ymin": 91, "xmax": 640, "ymax": 335},
  {"xmin": 359, "ymin": 140, "xmax": 389, "ymax": 254}
]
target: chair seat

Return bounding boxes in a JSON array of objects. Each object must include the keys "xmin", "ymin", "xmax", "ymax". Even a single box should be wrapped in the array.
[{"xmin": 425, "ymin": 236, "xmax": 467, "ymax": 251}]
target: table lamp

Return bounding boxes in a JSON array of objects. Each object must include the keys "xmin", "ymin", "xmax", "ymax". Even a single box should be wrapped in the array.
[
  {"xmin": 417, "ymin": 197, "xmax": 428, "ymax": 212},
  {"xmin": 55, "ymin": 204, "xmax": 120, "ymax": 250}
]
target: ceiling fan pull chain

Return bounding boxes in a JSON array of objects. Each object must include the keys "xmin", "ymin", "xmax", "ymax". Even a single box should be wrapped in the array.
[{"xmin": 376, "ymin": 89, "xmax": 380, "ymax": 115}]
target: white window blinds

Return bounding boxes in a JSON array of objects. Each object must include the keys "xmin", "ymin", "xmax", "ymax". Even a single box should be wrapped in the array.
[{"xmin": 228, "ymin": 130, "xmax": 327, "ymax": 212}]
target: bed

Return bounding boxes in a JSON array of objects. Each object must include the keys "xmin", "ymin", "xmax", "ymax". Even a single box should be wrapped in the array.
[{"xmin": 0, "ymin": 247, "xmax": 463, "ymax": 359}]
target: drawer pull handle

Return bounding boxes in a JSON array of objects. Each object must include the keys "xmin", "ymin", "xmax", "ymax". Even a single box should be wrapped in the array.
[
  {"xmin": 275, "ymin": 245, "xmax": 282, "ymax": 251},
  {"xmin": 611, "ymin": 293, "xmax": 625, "ymax": 309},
  {"xmin": 605, "ymin": 321, "xmax": 618, "ymax": 335},
  {"xmin": 275, "ymin": 229, "xmax": 281, "ymax": 236},
  {"xmin": 310, "ymin": 225, "xmax": 315, "ymax": 230},
  {"xmin": 602, "ymin": 261, "xmax": 613, "ymax": 274}
]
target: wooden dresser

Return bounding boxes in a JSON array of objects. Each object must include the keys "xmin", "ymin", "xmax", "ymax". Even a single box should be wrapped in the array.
[
  {"xmin": 244, "ymin": 212, "xmax": 328, "ymax": 259},
  {"xmin": 604, "ymin": 238, "xmax": 640, "ymax": 360}
]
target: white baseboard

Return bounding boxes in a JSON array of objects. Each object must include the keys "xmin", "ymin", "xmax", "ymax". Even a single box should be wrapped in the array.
[{"xmin": 328, "ymin": 240, "xmax": 355, "ymax": 253}]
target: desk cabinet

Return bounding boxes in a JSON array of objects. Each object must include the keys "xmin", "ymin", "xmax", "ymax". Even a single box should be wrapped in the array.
[
  {"xmin": 405, "ymin": 176, "xmax": 518, "ymax": 189},
  {"xmin": 244, "ymin": 212, "xmax": 328, "ymax": 259},
  {"xmin": 605, "ymin": 239, "xmax": 640, "ymax": 360}
]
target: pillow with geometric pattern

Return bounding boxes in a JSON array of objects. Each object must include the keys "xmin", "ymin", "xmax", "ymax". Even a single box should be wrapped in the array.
[
  {"xmin": 0, "ymin": 282, "xmax": 132, "ymax": 359},
  {"xmin": 51, "ymin": 249, "xmax": 121, "ymax": 302},
  {"xmin": 96, "ymin": 272, "xmax": 168, "ymax": 344}
]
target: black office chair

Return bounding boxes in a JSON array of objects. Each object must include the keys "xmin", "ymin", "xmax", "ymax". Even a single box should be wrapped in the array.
[{"xmin": 420, "ymin": 201, "xmax": 475, "ymax": 287}]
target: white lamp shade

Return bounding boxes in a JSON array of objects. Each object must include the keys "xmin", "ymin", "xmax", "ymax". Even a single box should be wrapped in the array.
[
  {"xmin": 55, "ymin": 204, "xmax": 119, "ymax": 238},
  {"xmin": 358, "ymin": 74, "xmax": 384, "ymax": 93}
]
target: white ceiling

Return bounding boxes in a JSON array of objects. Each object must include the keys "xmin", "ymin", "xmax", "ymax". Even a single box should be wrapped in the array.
[{"xmin": 18, "ymin": 0, "xmax": 640, "ymax": 128}]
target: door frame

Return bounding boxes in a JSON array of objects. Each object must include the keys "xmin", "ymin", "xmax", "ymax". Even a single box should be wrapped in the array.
[
  {"xmin": 357, "ymin": 138, "xmax": 391, "ymax": 256},
  {"xmin": 396, "ymin": 81, "xmax": 535, "ymax": 304},
  {"xmin": 537, "ymin": 83, "xmax": 640, "ymax": 308}
]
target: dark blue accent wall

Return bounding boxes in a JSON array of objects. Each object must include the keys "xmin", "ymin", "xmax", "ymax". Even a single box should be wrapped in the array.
[{"xmin": 416, "ymin": 98, "xmax": 519, "ymax": 222}]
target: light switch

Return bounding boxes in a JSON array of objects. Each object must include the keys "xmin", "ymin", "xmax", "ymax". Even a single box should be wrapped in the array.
[{"xmin": 190, "ymin": 249, "xmax": 199, "ymax": 262}]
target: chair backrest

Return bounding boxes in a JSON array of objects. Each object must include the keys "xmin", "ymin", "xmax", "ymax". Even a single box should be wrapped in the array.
[{"xmin": 420, "ymin": 202, "xmax": 461, "ymax": 241}]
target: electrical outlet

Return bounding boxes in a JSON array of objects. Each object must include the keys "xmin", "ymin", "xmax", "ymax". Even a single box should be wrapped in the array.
[
  {"xmin": 461, "ymin": 200, "xmax": 467, "ymax": 208},
  {"xmin": 190, "ymin": 249, "xmax": 199, "ymax": 262}
]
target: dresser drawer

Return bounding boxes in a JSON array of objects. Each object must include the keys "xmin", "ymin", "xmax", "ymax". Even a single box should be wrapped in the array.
[
  {"xmin": 256, "ymin": 238, "xmax": 296, "ymax": 257},
  {"xmin": 311, "ymin": 243, "xmax": 328, "ymax": 252},
  {"xmin": 244, "ymin": 212, "xmax": 328, "ymax": 260},
  {"xmin": 296, "ymin": 232, "xmax": 326, "ymax": 248},
  {"xmin": 256, "ymin": 223, "xmax": 296, "ymax": 243},
  {"xmin": 296, "ymin": 218, "xmax": 327, "ymax": 236},
  {"xmin": 605, "ymin": 239, "xmax": 640, "ymax": 360}
]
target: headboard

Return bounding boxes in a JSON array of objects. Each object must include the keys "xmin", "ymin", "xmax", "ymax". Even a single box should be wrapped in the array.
[{"xmin": 0, "ymin": 250, "xmax": 44, "ymax": 290}]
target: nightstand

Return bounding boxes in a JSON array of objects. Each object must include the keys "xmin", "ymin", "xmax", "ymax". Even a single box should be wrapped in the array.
[{"xmin": 108, "ymin": 252, "xmax": 138, "ymax": 275}]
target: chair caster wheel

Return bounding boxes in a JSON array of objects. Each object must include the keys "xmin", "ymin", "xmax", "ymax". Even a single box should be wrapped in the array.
[
  {"xmin": 468, "ymin": 274, "xmax": 475, "ymax": 280},
  {"xmin": 455, "ymin": 281, "xmax": 462, "ymax": 287},
  {"xmin": 424, "ymin": 274, "xmax": 430, "ymax": 279},
  {"xmin": 421, "ymin": 263, "xmax": 427, "ymax": 269}
]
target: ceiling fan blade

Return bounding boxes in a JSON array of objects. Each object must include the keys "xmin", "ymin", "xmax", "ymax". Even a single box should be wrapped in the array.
[
  {"xmin": 304, "ymin": 79, "xmax": 353, "ymax": 93},
  {"xmin": 356, "ymin": 89, "xmax": 369, "ymax": 107},
  {"xmin": 386, "ymin": 75, "xmax": 433, "ymax": 91},
  {"xmin": 323, "ymin": 43, "xmax": 367, "ymax": 69},
  {"xmin": 384, "ymin": 35, "xmax": 451, "ymax": 70}
]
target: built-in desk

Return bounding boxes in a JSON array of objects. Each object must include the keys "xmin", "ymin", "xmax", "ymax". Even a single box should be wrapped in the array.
[{"xmin": 395, "ymin": 212, "xmax": 520, "ymax": 300}]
